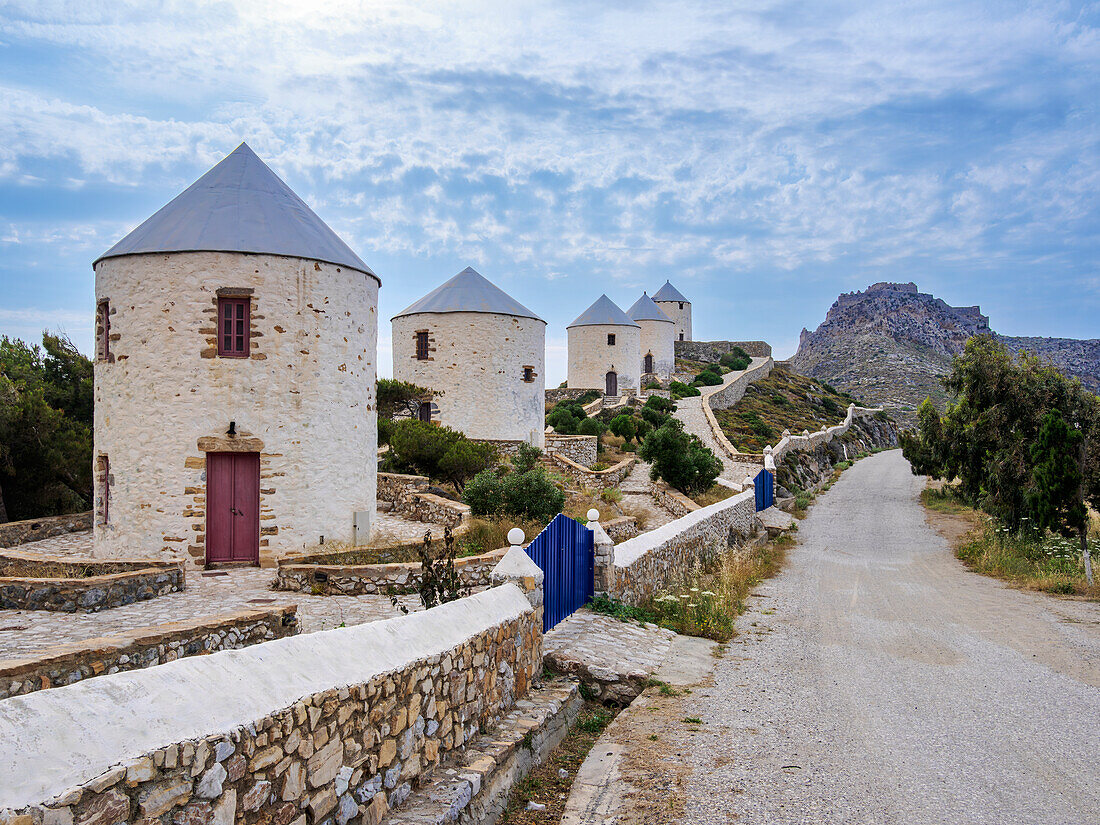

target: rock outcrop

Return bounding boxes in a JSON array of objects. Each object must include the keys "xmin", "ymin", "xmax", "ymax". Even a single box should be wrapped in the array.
[{"xmin": 790, "ymin": 282, "xmax": 1100, "ymax": 424}]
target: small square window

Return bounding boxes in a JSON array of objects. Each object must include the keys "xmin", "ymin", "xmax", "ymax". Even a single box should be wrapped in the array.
[
  {"xmin": 217, "ymin": 297, "xmax": 250, "ymax": 357},
  {"xmin": 416, "ymin": 331, "xmax": 430, "ymax": 360},
  {"xmin": 607, "ymin": 333, "xmax": 616, "ymax": 346},
  {"xmin": 523, "ymin": 366, "xmax": 536, "ymax": 383}
]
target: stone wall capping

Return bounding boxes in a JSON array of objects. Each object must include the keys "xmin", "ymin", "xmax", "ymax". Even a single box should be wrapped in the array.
[
  {"xmin": 0, "ymin": 513, "xmax": 92, "ymax": 549},
  {"xmin": 0, "ymin": 553, "xmax": 185, "ymax": 613}
]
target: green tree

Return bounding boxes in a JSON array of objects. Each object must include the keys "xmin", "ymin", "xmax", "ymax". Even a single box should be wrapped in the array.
[
  {"xmin": 1028, "ymin": 410, "xmax": 1092, "ymax": 585},
  {"xmin": 638, "ymin": 418, "xmax": 722, "ymax": 496},
  {"xmin": 609, "ymin": 414, "xmax": 637, "ymax": 443},
  {"xmin": 375, "ymin": 378, "xmax": 437, "ymax": 419},
  {"xmin": 0, "ymin": 334, "xmax": 93, "ymax": 521},
  {"xmin": 386, "ymin": 420, "xmax": 493, "ymax": 491}
]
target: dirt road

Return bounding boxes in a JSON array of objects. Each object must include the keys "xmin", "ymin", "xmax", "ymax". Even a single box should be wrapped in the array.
[{"xmin": 674, "ymin": 449, "xmax": 1100, "ymax": 824}]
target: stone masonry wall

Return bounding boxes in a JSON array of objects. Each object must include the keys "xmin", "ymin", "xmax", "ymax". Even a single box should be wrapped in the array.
[
  {"xmin": 0, "ymin": 606, "xmax": 298, "ymax": 700},
  {"xmin": 544, "ymin": 434, "xmax": 598, "ymax": 467},
  {"xmin": 375, "ymin": 474, "xmax": 428, "ymax": 506},
  {"xmin": 0, "ymin": 585, "xmax": 541, "ymax": 824},
  {"xmin": 676, "ymin": 340, "xmax": 773, "ymax": 361},
  {"xmin": 541, "ymin": 454, "xmax": 634, "ymax": 490},
  {"xmin": 651, "ymin": 482, "xmax": 700, "ymax": 519},
  {"xmin": 706, "ymin": 357, "xmax": 774, "ymax": 411},
  {"xmin": 609, "ymin": 489, "xmax": 756, "ymax": 606},
  {"xmin": 94, "ymin": 251, "xmax": 378, "ymax": 567},
  {"xmin": 0, "ymin": 553, "xmax": 184, "ymax": 613},
  {"xmin": 392, "ymin": 312, "xmax": 546, "ymax": 448},
  {"xmin": 0, "ymin": 512, "xmax": 92, "ymax": 549},
  {"xmin": 275, "ymin": 547, "xmax": 508, "ymax": 596}
]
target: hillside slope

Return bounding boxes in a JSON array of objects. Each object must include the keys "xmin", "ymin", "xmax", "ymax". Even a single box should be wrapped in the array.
[{"xmin": 791, "ymin": 282, "xmax": 1100, "ymax": 423}]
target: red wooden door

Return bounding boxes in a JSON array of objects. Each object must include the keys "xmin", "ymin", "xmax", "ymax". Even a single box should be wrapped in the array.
[
  {"xmin": 605, "ymin": 372, "xmax": 617, "ymax": 396},
  {"xmin": 206, "ymin": 452, "xmax": 260, "ymax": 564}
]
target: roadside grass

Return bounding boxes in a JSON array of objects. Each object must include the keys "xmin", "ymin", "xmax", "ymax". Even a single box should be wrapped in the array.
[
  {"xmin": 499, "ymin": 700, "xmax": 619, "ymax": 824},
  {"xmin": 922, "ymin": 484, "xmax": 1100, "ymax": 600},
  {"xmin": 691, "ymin": 483, "xmax": 737, "ymax": 508},
  {"xmin": 588, "ymin": 535, "xmax": 792, "ymax": 642}
]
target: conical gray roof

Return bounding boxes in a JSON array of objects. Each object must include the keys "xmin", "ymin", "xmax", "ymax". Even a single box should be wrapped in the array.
[
  {"xmin": 94, "ymin": 143, "xmax": 377, "ymax": 280},
  {"xmin": 567, "ymin": 295, "xmax": 639, "ymax": 329},
  {"xmin": 627, "ymin": 292, "xmax": 673, "ymax": 323},
  {"xmin": 652, "ymin": 280, "xmax": 688, "ymax": 302},
  {"xmin": 392, "ymin": 267, "xmax": 544, "ymax": 322}
]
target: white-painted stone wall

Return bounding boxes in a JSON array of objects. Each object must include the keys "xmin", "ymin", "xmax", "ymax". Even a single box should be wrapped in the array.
[
  {"xmin": 93, "ymin": 251, "xmax": 378, "ymax": 567},
  {"xmin": 392, "ymin": 312, "xmax": 546, "ymax": 447},
  {"xmin": 637, "ymin": 318, "xmax": 675, "ymax": 380},
  {"xmin": 567, "ymin": 324, "xmax": 641, "ymax": 394},
  {"xmin": 655, "ymin": 299, "xmax": 692, "ymax": 342}
]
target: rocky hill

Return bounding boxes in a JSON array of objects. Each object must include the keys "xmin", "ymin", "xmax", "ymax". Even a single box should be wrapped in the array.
[{"xmin": 790, "ymin": 282, "xmax": 1100, "ymax": 424}]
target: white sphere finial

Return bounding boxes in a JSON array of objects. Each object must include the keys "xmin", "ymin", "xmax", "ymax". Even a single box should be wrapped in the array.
[
  {"xmin": 586, "ymin": 508, "xmax": 600, "ymax": 523},
  {"xmin": 744, "ymin": 475, "xmax": 755, "ymax": 488},
  {"xmin": 507, "ymin": 528, "xmax": 525, "ymax": 547}
]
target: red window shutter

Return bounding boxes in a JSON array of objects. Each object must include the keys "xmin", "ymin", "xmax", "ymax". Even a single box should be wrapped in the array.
[{"xmin": 218, "ymin": 298, "xmax": 250, "ymax": 357}]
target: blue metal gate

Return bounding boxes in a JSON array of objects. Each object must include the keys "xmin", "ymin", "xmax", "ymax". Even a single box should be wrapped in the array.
[
  {"xmin": 754, "ymin": 469, "xmax": 774, "ymax": 512},
  {"xmin": 524, "ymin": 513, "xmax": 594, "ymax": 631}
]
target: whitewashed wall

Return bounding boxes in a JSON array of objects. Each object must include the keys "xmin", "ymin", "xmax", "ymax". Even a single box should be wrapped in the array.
[
  {"xmin": 93, "ymin": 251, "xmax": 378, "ymax": 566},
  {"xmin": 392, "ymin": 312, "xmax": 546, "ymax": 447},
  {"xmin": 637, "ymin": 318, "xmax": 675, "ymax": 380},
  {"xmin": 567, "ymin": 324, "xmax": 641, "ymax": 393},
  {"xmin": 655, "ymin": 299, "xmax": 692, "ymax": 342}
]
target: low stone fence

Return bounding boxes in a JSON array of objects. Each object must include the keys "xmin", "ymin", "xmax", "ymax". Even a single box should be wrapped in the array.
[
  {"xmin": 545, "ymin": 433, "xmax": 598, "ymax": 467},
  {"xmin": 601, "ymin": 515, "xmax": 638, "ymax": 543},
  {"xmin": 275, "ymin": 546, "xmax": 508, "ymax": 595},
  {"xmin": 376, "ymin": 472, "xmax": 429, "ymax": 506},
  {"xmin": 0, "ymin": 552, "xmax": 184, "ymax": 613},
  {"xmin": 0, "ymin": 606, "xmax": 298, "ymax": 700},
  {"xmin": 602, "ymin": 488, "xmax": 757, "ymax": 606},
  {"xmin": 542, "ymin": 453, "xmax": 634, "ymax": 489},
  {"xmin": 706, "ymin": 357, "xmax": 774, "ymax": 411},
  {"xmin": 652, "ymin": 481, "xmax": 700, "ymax": 518},
  {"xmin": 0, "ymin": 584, "xmax": 542, "ymax": 823},
  {"xmin": 675, "ymin": 340, "xmax": 773, "ymax": 361},
  {"xmin": 0, "ymin": 511, "xmax": 93, "ymax": 548},
  {"xmin": 769, "ymin": 405, "xmax": 884, "ymax": 464}
]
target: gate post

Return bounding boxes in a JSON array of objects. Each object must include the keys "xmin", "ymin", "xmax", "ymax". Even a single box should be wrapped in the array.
[
  {"xmin": 491, "ymin": 530, "xmax": 545, "ymax": 624},
  {"xmin": 586, "ymin": 509, "xmax": 614, "ymax": 598}
]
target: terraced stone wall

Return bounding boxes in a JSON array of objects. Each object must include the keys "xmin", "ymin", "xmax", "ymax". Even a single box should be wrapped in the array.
[
  {"xmin": 0, "ymin": 586, "xmax": 541, "ymax": 825},
  {"xmin": 544, "ymin": 434, "xmax": 597, "ymax": 467},
  {"xmin": 0, "ymin": 553, "xmax": 184, "ymax": 613},
  {"xmin": 0, "ymin": 607, "xmax": 297, "ymax": 700},
  {"xmin": 610, "ymin": 489, "xmax": 756, "ymax": 605},
  {"xmin": 0, "ymin": 512, "xmax": 92, "ymax": 548}
]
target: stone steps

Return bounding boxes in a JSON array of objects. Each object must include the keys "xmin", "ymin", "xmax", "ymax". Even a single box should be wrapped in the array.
[{"xmin": 382, "ymin": 678, "xmax": 582, "ymax": 824}]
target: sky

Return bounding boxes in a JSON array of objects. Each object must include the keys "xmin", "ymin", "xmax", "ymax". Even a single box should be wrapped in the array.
[{"xmin": 1, "ymin": 0, "xmax": 1097, "ymax": 385}]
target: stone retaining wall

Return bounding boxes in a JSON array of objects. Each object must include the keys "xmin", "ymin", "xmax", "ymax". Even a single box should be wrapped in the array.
[
  {"xmin": 769, "ymin": 405, "xmax": 884, "ymax": 464},
  {"xmin": 0, "ymin": 606, "xmax": 298, "ymax": 700},
  {"xmin": 601, "ymin": 516, "xmax": 638, "ymax": 543},
  {"xmin": 544, "ymin": 388, "xmax": 598, "ymax": 407},
  {"xmin": 0, "ymin": 511, "xmax": 93, "ymax": 548},
  {"xmin": 651, "ymin": 482, "xmax": 700, "ymax": 518},
  {"xmin": 544, "ymin": 434, "xmax": 598, "ymax": 467},
  {"xmin": 376, "ymin": 473, "xmax": 428, "ymax": 506},
  {"xmin": 275, "ymin": 546, "xmax": 508, "ymax": 596},
  {"xmin": 0, "ymin": 553, "xmax": 184, "ymax": 613},
  {"xmin": 607, "ymin": 489, "xmax": 757, "ymax": 605},
  {"xmin": 541, "ymin": 453, "xmax": 634, "ymax": 490},
  {"xmin": 675, "ymin": 340, "xmax": 773, "ymax": 361},
  {"xmin": 706, "ymin": 357, "xmax": 774, "ymax": 411},
  {"xmin": 402, "ymin": 493, "xmax": 468, "ymax": 529},
  {"xmin": 0, "ymin": 585, "xmax": 542, "ymax": 823}
]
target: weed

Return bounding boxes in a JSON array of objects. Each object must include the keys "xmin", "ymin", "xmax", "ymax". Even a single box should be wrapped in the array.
[
  {"xmin": 682, "ymin": 717, "xmax": 703, "ymax": 725},
  {"xmin": 577, "ymin": 710, "xmax": 612, "ymax": 733}
]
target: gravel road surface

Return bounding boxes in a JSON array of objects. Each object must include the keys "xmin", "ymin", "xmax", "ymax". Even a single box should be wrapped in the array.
[{"xmin": 678, "ymin": 449, "xmax": 1100, "ymax": 824}]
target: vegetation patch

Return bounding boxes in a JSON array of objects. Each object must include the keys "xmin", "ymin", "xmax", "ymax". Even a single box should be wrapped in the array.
[
  {"xmin": 499, "ymin": 700, "xmax": 620, "ymax": 824},
  {"xmin": 713, "ymin": 365, "xmax": 857, "ymax": 452}
]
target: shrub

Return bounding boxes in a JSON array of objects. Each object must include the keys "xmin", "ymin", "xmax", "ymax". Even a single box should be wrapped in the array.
[
  {"xmin": 719, "ymin": 352, "xmax": 750, "ymax": 371},
  {"xmin": 644, "ymin": 395, "xmax": 675, "ymax": 413},
  {"xmin": 576, "ymin": 389, "xmax": 602, "ymax": 405},
  {"xmin": 638, "ymin": 418, "xmax": 722, "ymax": 496},
  {"xmin": 669, "ymin": 381, "xmax": 701, "ymax": 399},
  {"xmin": 501, "ymin": 468, "xmax": 565, "ymax": 522},
  {"xmin": 577, "ymin": 417, "xmax": 606, "ymax": 437},
  {"xmin": 378, "ymin": 416, "xmax": 394, "ymax": 446},
  {"xmin": 692, "ymin": 370, "xmax": 723, "ymax": 387},
  {"xmin": 546, "ymin": 405, "xmax": 581, "ymax": 434},
  {"xmin": 634, "ymin": 418, "xmax": 653, "ymax": 440},
  {"xmin": 640, "ymin": 405, "xmax": 672, "ymax": 430},
  {"xmin": 609, "ymin": 414, "xmax": 637, "ymax": 443},
  {"xmin": 644, "ymin": 381, "xmax": 661, "ymax": 390},
  {"xmin": 462, "ymin": 469, "xmax": 504, "ymax": 518},
  {"xmin": 388, "ymin": 420, "xmax": 494, "ymax": 490},
  {"xmin": 512, "ymin": 443, "xmax": 543, "ymax": 473}
]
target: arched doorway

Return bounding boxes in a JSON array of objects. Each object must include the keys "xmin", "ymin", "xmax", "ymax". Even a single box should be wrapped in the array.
[
  {"xmin": 605, "ymin": 371, "xmax": 618, "ymax": 396},
  {"xmin": 643, "ymin": 352, "xmax": 654, "ymax": 374}
]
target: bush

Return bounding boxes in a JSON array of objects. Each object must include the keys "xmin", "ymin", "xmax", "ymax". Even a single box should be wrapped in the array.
[
  {"xmin": 546, "ymin": 405, "xmax": 581, "ymax": 434},
  {"xmin": 638, "ymin": 418, "xmax": 722, "ymax": 496},
  {"xmin": 609, "ymin": 414, "xmax": 637, "ymax": 443},
  {"xmin": 378, "ymin": 416, "xmax": 394, "ymax": 446},
  {"xmin": 463, "ymin": 469, "xmax": 504, "ymax": 518},
  {"xmin": 576, "ymin": 389, "xmax": 602, "ymax": 405},
  {"xmin": 669, "ymin": 381, "xmax": 701, "ymax": 399},
  {"xmin": 577, "ymin": 417, "xmax": 606, "ymax": 437},
  {"xmin": 501, "ymin": 468, "xmax": 565, "ymax": 522},
  {"xmin": 719, "ymin": 352, "xmax": 750, "ymax": 371},
  {"xmin": 512, "ymin": 443, "xmax": 542, "ymax": 474},
  {"xmin": 692, "ymin": 370, "xmax": 723, "ymax": 387},
  {"xmin": 644, "ymin": 381, "xmax": 661, "ymax": 390},
  {"xmin": 644, "ymin": 395, "xmax": 675, "ymax": 413},
  {"xmin": 388, "ymin": 420, "xmax": 494, "ymax": 490},
  {"xmin": 640, "ymin": 405, "xmax": 672, "ymax": 430}
]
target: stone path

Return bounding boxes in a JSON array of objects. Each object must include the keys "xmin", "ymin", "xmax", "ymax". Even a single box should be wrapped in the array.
[
  {"xmin": 671, "ymin": 450, "xmax": 1100, "ymax": 824},
  {"xmin": 617, "ymin": 459, "xmax": 676, "ymax": 532},
  {"xmin": 673, "ymin": 359, "xmax": 767, "ymax": 485},
  {"xmin": 543, "ymin": 609, "xmax": 684, "ymax": 703}
]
